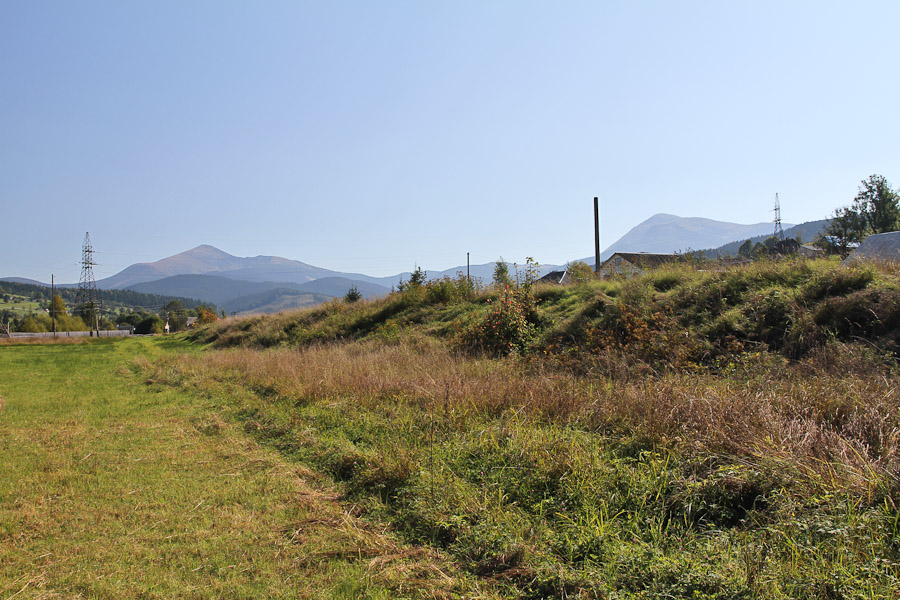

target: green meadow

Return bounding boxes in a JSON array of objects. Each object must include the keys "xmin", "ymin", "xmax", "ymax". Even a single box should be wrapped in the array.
[
  {"xmin": 0, "ymin": 338, "xmax": 483, "ymax": 599},
  {"xmin": 0, "ymin": 295, "xmax": 43, "ymax": 319}
]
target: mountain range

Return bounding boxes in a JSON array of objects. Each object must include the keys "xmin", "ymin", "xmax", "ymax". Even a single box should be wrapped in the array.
[
  {"xmin": 579, "ymin": 213, "xmax": 785, "ymax": 264},
  {"xmin": 4, "ymin": 213, "xmax": 825, "ymax": 315}
]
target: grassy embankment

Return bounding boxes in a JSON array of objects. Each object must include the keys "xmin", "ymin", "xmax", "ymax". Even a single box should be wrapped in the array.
[
  {"xmin": 0, "ymin": 337, "xmax": 490, "ymax": 599},
  {"xmin": 159, "ymin": 258, "xmax": 900, "ymax": 598}
]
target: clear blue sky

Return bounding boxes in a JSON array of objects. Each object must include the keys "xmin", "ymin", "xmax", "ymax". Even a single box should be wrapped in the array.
[{"xmin": 2, "ymin": 1, "xmax": 898, "ymax": 283}]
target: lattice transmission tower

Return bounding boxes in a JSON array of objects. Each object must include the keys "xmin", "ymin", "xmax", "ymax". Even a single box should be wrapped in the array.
[
  {"xmin": 75, "ymin": 232, "xmax": 101, "ymax": 333},
  {"xmin": 773, "ymin": 193, "xmax": 785, "ymax": 241}
]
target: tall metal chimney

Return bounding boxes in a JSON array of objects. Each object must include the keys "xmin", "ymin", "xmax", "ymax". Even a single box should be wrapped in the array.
[{"xmin": 593, "ymin": 197, "xmax": 600, "ymax": 272}]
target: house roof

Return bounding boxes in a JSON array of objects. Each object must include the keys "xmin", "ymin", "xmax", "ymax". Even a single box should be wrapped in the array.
[
  {"xmin": 844, "ymin": 231, "xmax": 900, "ymax": 264},
  {"xmin": 604, "ymin": 252, "xmax": 680, "ymax": 269},
  {"xmin": 538, "ymin": 270, "xmax": 568, "ymax": 284}
]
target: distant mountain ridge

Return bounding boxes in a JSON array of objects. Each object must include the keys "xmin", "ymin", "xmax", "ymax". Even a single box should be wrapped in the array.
[
  {"xmin": 99, "ymin": 245, "xmax": 555, "ymax": 294},
  {"xmin": 8, "ymin": 213, "xmax": 821, "ymax": 314},
  {"xmin": 0, "ymin": 277, "xmax": 48, "ymax": 286},
  {"xmin": 104, "ymin": 213, "xmax": 788, "ymax": 291},
  {"xmin": 96, "ymin": 244, "xmax": 343, "ymax": 289},
  {"xmin": 578, "ymin": 214, "xmax": 786, "ymax": 265}
]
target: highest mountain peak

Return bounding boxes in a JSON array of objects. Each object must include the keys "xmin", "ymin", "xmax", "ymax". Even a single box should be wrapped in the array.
[
  {"xmin": 96, "ymin": 245, "xmax": 341, "ymax": 290},
  {"xmin": 181, "ymin": 244, "xmax": 237, "ymax": 258}
]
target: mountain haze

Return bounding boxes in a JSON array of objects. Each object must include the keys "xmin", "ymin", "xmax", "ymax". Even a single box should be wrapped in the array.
[{"xmin": 128, "ymin": 274, "xmax": 390, "ymax": 306}]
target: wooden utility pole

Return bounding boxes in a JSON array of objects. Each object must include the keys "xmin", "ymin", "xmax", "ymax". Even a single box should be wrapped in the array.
[
  {"xmin": 594, "ymin": 197, "xmax": 601, "ymax": 272},
  {"xmin": 51, "ymin": 274, "xmax": 56, "ymax": 337},
  {"xmin": 467, "ymin": 252, "xmax": 470, "ymax": 284}
]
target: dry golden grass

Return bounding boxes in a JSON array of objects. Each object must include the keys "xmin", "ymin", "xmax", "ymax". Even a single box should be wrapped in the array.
[{"xmin": 160, "ymin": 335, "xmax": 900, "ymax": 501}]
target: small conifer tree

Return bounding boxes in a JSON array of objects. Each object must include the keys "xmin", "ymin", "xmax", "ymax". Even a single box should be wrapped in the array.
[{"xmin": 344, "ymin": 285, "xmax": 362, "ymax": 303}]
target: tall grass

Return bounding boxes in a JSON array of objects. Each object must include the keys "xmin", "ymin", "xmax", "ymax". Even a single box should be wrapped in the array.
[
  {"xmin": 158, "ymin": 337, "xmax": 900, "ymax": 491},
  {"xmin": 150, "ymin": 336, "xmax": 900, "ymax": 597},
  {"xmin": 160, "ymin": 259, "xmax": 900, "ymax": 597}
]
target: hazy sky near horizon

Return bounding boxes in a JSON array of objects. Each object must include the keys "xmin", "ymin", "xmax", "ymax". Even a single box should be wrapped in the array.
[{"xmin": 2, "ymin": 1, "xmax": 899, "ymax": 283}]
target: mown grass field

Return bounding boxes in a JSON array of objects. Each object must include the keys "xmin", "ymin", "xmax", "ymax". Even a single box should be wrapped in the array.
[{"xmin": 0, "ymin": 338, "xmax": 488, "ymax": 599}]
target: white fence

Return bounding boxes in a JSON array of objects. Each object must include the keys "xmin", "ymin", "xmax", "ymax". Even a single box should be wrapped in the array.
[{"xmin": 5, "ymin": 330, "xmax": 133, "ymax": 339}]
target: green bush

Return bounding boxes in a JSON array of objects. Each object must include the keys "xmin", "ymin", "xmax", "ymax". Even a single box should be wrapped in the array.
[
  {"xmin": 424, "ymin": 275, "xmax": 479, "ymax": 305},
  {"xmin": 461, "ymin": 289, "xmax": 537, "ymax": 356}
]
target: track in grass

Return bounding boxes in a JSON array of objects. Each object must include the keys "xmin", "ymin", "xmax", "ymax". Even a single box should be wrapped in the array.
[{"xmin": 0, "ymin": 337, "xmax": 484, "ymax": 599}]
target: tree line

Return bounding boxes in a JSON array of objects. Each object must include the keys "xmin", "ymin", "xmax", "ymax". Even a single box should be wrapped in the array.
[
  {"xmin": 0, "ymin": 280, "xmax": 207, "ymax": 311},
  {"xmin": 1, "ymin": 281, "xmax": 220, "ymax": 334}
]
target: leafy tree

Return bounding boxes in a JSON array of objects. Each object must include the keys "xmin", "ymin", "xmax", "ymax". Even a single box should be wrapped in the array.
[
  {"xmin": 163, "ymin": 299, "xmax": 187, "ymax": 332},
  {"xmin": 344, "ymin": 285, "xmax": 362, "ymax": 303},
  {"xmin": 823, "ymin": 174, "xmax": 899, "ymax": 256},
  {"xmin": 737, "ymin": 239, "xmax": 753, "ymax": 258},
  {"xmin": 492, "ymin": 257, "xmax": 513, "ymax": 289},
  {"xmin": 117, "ymin": 311, "xmax": 145, "ymax": 327},
  {"xmin": 196, "ymin": 305, "xmax": 219, "ymax": 324},
  {"xmin": 136, "ymin": 315, "xmax": 164, "ymax": 334},
  {"xmin": 567, "ymin": 261, "xmax": 594, "ymax": 284},
  {"xmin": 19, "ymin": 315, "xmax": 46, "ymax": 333},
  {"xmin": 854, "ymin": 174, "xmax": 900, "ymax": 234},
  {"xmin": 751, "ymin": 242, "xmax": 770, "ymax": 259},
  {"xmin": 516, "ymin": 257, "xmax": 541, "ymax": 293},
  {"xmin": 50, "ymin": 294, "xmax": 67, "ymax": 326},
  {"xmin": 762, "ymin": 236, "xmax": 780, "ymax": 251},
  {"xmin": 822, "ymin": 206, "xmax": 867, "ymax": 256},
  {"xmin": 59, "ymin": 313, "xmax": 87, "ymax": 332}
]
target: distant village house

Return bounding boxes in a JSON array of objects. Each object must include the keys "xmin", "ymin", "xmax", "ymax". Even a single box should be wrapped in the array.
[
  {"xmin": 597, "ymin": 252, "xmax": 680, "ymax": 278},
  {"xmin": 843, "ymin": 231, "xmax": 900, "ymax": 265},
  {"xmin": 799, "ymin": 244, "xmax": 825, "ymax": 258},
  {"xmin": 538, "ymin": 270, "xmax": 574, "ymax": 285}
]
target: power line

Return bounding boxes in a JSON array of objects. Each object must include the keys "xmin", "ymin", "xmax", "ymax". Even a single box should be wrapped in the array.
[{"xmin": 75, "ymin": 232, "xmax": 102, "ymax": 334}]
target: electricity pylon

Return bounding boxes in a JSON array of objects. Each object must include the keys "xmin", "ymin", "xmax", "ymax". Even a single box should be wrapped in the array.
[{"xmin": 75, "ymin": 232, "xmax": 101, "ymax": 334}]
